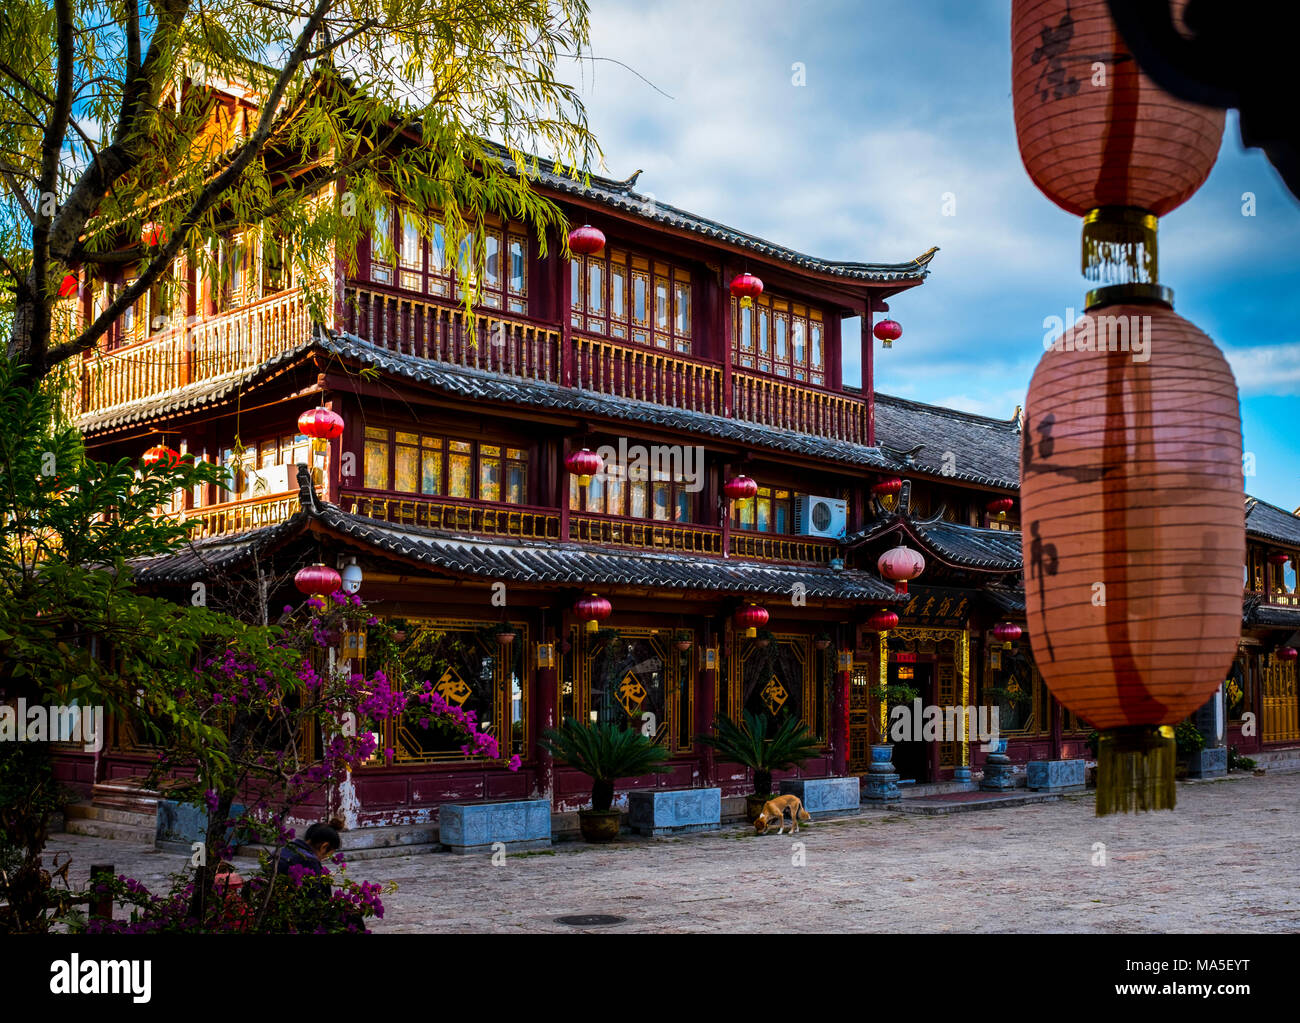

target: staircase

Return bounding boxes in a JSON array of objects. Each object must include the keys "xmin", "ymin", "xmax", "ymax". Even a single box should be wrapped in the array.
[
  {"xmin": 62, "ymin": 781, "xmax": 159, "ymax": 846},
  {"xmin": 1251, "ymin": 747, "xmax": 1300, "ymax": 773}
]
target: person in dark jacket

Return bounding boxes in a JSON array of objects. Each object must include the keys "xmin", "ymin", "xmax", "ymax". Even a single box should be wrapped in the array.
[{"xmin": 274, "ymin": 821, "xmax": 340, "ymax": 879}]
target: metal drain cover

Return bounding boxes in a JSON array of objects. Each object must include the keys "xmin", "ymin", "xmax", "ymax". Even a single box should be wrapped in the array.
[{"xmin": 555, "ymin": 914, "xmax": 625, "ymax": 927}]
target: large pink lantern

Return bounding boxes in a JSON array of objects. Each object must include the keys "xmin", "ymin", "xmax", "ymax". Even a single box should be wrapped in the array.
[{"xmin": 878, "ymin": 544, "xmax": 926, "ymax": 594}]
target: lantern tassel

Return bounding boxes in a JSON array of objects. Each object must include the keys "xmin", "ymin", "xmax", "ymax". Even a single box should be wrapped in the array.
[
  {"xmin": 1095, "ymin": 726, "xmax": 1176, "ymax": 817},
  {"xmin": 1081, "ymin": 207, "xmax": 1158, "ymax": 284}
]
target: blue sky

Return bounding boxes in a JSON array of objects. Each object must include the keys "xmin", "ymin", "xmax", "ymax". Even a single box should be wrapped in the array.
[{"xmin": 564, "ymin": 0, "xmax": 1300, "ymax": 510}]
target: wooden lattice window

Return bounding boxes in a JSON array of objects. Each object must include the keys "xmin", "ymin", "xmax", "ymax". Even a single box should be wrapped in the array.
[
  {"xmin": 571, "ymin": 247, "xmax": 692, "ymax": 353},
  {"xmin": 733, "ymin": 293, "xmax": 825, "ymax": 385}
]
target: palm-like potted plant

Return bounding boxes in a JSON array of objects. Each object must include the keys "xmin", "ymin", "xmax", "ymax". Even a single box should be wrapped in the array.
[
  {"xmin": 541, "ymin": 717, "xmax": 670, "ymax": 843},
  {"xmin": 700, "ymin": 710, "xmax": 822, "ymax": 822}
]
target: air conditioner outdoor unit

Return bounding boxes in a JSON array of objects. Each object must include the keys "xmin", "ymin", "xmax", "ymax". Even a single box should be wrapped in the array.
[
  {"xmin": 794, "ymin": 496, "xmax": 847, "ymax": 540},
  {"xmin": 245, "ymin": 461, "xmax": 296, "ymax": 496}
]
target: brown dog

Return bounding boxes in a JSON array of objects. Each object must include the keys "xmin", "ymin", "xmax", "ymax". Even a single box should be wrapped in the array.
[{"xmin": 754, "ymin": 794, "xmax": 811, "ymax": 835}]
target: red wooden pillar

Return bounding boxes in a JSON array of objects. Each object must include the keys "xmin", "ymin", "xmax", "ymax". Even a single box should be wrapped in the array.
[
  {"xmin": 832, "ymin": 647, "xmax": 850, "ymax": 776},
  {"xmin": 862, "ymin": 300, "xmax": 875, "ymax": 447},
  {"xmin": 559, "ymin": 437, "xmax": 571, "ymax": 542},
  {"xmin": 699, "ymin": 625, "xmax": 717, "ymax": 785},
  {"xmin": 721, "ymin": 264, "xmax": 733, "ymax": 417},
  {"xmin": 533, "ymin": 625, "xmax": 558, "ymax": 806},
  {"xmin": 1050, "ymin": 693, "xmax": 1063, "ymax": 759}
]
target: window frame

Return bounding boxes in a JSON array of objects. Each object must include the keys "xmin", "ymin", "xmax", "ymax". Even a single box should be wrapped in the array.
[{"xmin": 571, "ymin": 246, "xmax": 693, "ymax": 353}]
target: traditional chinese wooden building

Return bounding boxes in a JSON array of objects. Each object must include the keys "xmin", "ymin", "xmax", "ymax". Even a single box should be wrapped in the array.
[{"xmin": 52, "ymin": 138, "xmax": 1300, "ymax": 823}]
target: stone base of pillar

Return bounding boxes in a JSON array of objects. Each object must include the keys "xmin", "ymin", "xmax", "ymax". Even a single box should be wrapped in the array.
[
  {"xmin": 980, "ymin": 752, "xmax": 1017, "ymax": 791},
  {"xmin": 863, "ymin": 744, "xmax": 901, "ymax": 802}
]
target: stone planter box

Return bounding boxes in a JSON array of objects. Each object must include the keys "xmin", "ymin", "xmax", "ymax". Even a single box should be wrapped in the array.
[
  {"xmin": 1026, "ymin": 758, "xmax": 1086, "ymax": 792},
  {"xmin": 155, "ymin": 798, "xmax": 246, "ymax": 853},
  {"xmin": 779, "ymin": 777, "xmax": 860, "ymax": 816},
  {"xmin": 1187, "ymin": 746, "xmax": 1227, "ymax": 779},
  {"xmin": 627, "ymin": 788, "xmax": 721, "ymax": 836},
  {"xmin": 439, "ymin": 798, "xmax": 552, "ymax": 855}
]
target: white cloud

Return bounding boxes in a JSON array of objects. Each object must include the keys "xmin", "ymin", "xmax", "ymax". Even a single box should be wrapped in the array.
[{"xmin": 1225, "ymin": 341, "xmax": 1300, "ymax": 397}]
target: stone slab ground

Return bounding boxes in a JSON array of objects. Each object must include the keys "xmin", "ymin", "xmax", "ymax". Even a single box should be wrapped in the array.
[{"xmin": 38, "ymin": 771, "xmax": 1300, "ymax": 933}]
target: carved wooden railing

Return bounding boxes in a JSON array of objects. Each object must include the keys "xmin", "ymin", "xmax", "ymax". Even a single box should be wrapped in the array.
[
  {"xmin": 572, "ymin": 333, "xmax": 723, "ymax": 415},
  {"xmin": 728, "ymin": 532, "xmax": 840, "ymax": 564},
  {"xmin": 731, "ymin": 370, "xmax": 869, "ymax": 444},
  {"xmin": 183, "ymin": 491, "xmax": 302, "ymax": 540},
  {"xmin": 342, "ymin": 491, "xmax": 561, "ymax": 540},
  {"xmin": 341, "ymin": 285, "xmax": 561, "ymax": 383},
  {"xmin": 569, "ymin": 513, "xmax": 723, "ymax": 554},
  {"xmin": 72, "ymin": 289, "xmax": 314, "ymax": 417}
]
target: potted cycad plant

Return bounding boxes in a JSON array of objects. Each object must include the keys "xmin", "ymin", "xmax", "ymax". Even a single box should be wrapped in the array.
[
  {"xmin": 700, "ymin": 710, "xmax": 822, "ymax": 823},
  {"xmin": 541, "ymin": 717, "xmax": 670, "ymax": 843}
]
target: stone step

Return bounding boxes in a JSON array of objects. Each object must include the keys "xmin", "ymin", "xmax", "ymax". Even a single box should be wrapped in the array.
[
  {"xmin": 91, "ymin": 782, "xmax": 160, "ymax": 815},
  {"xmin": 885, "ymin": 791, "xmax": 1062, "ymax": 816},
  {"xmin": 237, "ymin": 823, "xmax": 442, "ymax": 862},
  {"xmin": 900, "ymin": 779, "xmax": 982, "ymax": 798},
  {"xmin": 63, "ymin": 817, "xmax": 156, "ymax": 844},
  {"xmin": 1249, "ymin": 748, "xmax": 1300, "ymax": 772},
  {"xmin": 64, "ymin": 801, "xmax": 154, "ymax": 827}
]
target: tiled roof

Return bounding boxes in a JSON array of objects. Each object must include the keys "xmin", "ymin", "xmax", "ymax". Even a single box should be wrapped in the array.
[
  {"xmin": 848, "ymin": 511, "xmax": 1023, "ymax": 573},
  {"xmin": 1245, "ymin": 497, "xmax": 1300, "ymax": 547},
  {"xmin": 872, "ymin": 393, "xmax": 1021, "ymax": 490},
  {"xmin": 490, "ymin": 144, "xmax": 938, "ymax": 285},
  {"xmin": 136, "ymin": 472, "xmax": 904, "ymax": 603},
  {"xmin": 983, "ymin": 585, "xmax": 1027, "ymax": 615}
]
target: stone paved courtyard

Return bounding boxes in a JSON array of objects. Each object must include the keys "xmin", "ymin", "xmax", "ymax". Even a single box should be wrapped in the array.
[{"xmin": 40, "ymin": 772, "xmax": 1300, "ymax": 933}]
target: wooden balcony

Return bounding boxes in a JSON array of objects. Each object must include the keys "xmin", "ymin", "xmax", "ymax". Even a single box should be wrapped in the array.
[
  {"xmin": 569, "ymin": 513, "xmax": 723, "ymax": 554},
  {"xmin": 70, "ymin": 283, "xmax": 871, "ymax": 444},
  {"xmin": 183, "ymin": 491, "xmax": 302, "ymax": 540},
  {"xmin": 340, "ymin": 284, "xmax": 562, "ymax": 383},
  {"xmin": 728, "ymin": 532, "xmax": 840, "ymax": 564},
  {"xmin": 342, "ymin": 491, "xmax": 562, "ymax": 540},
  {"xmin": 70, "ymin": 289, "xmax": 313, "ymax": 418}
]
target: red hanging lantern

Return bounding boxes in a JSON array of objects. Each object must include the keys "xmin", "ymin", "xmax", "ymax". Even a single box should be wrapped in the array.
[
  {"xmin": 723, "ymin": 474, "xmax": 759, "ymax": 503},
  {"xmin": 141, "ymin": 221, "xmax": 166, "ymax": 247},
  {"xmin": 574, "ymin": 593, "xmax": 612, "ymax": 634},
  {"xmin": 567, "ymin": 225, "xmax": 606, "ymax": 257},
  {"xmin": 298, "ymin": 407, "xmax": 344, "ymax": 442},
  {"xmin": 1023, "ymin": 300, "xmax": 1243, "ymax": 814},
  {"xmin": 58, "ymin": 272, "xmax": 78, "ymax": 299},
  {"xmin": 873, "ymin": 318, "xmax": 902, "ymax": 348},
  {"xmin": 872, "ymin": 477, "xmax": 903, "ymax": 497},
  {"xmin": 1267, "ymin": 552, "xmax": 1290, "ymax": 566},
  {"xmin": 877, "ymin": 544, "xmax": 926, "ymax": 594},
  {"xmin": 735, "ymin": 602, "xmax": 769, "ymax": 639},
  {"xmin": 141, "ymin": 445, "xmax": 182, "ymax": 469},
  {"xmin": 295, "ymin": 563, "xmax": 342, "ymax": 598},
  {"xmin": 1277, "ymin": 647, "xmax": 1298, "ymax": 662},
  {"xmin": 729, "ymin": 273, "xmax": 764, "ymax": 310},
  {"xmin": 565, "ymin": 448, "xmax": 603, "ymax": 487},
  {"xmin": 992, "ymin": 621, "xmax": 1023, "ymax": 650},
  {"xmin": 1012, "ymin": 0, "xmax": 1225, "ymax": 284},
  {"xmin": 987, "ymin": 497, "xmax": 1015, "ymax": 520},
  {"xmin": 865, "ymin": 609, "xmax": 899, "ymax": 633}
]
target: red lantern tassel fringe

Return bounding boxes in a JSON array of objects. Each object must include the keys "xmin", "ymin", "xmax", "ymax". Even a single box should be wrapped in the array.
[
  {"xmin": 1081, "ymin": 207, "xmax": 1158, "ymax": 284},
  {"xmin": 1095, "ymin": 726, "xmax": 1177, "ymax": 817}
]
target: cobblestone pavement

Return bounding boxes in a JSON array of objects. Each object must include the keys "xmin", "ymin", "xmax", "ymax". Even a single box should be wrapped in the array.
[{"xmin": 40, "ymin": 772, "xmax": 1300, "ymax": 933}]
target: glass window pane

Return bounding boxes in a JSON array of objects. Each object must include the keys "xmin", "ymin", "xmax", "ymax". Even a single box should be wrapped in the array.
[
  {"xmin": 757, "ymin": 496, "xmax": 771, "ymax": 532},
  {"xmin": 395, "ymin": 442, "xmax": 418, "ymax": 492},
  {"xmin": 633, "ymin": 274, "xmax": 648, "ymax": 324},
  {"xmin": 506, "ymin": 462, "xmax": 526, "ymax": 504},
  {"xmin": 775, "ymin": 315, "xmax": 788, "ymax": 360},
  {"xmin": 655, "ymin": 278, "xmax": 669, "ymax": 330},
  {"xmin": 675, "ymin": 488, "xmax": 690, "ymax": 522},
  {"xmin": 485, "ymin": 232, "xmax": 501, "ymax": 287},
  {"xmin": 605, "ymin": 476, "xmax": 623, "ymax": 516},
  {"xmin": 480, "ymin": 453, "xmax": 501, "ymax": 502},
  {"xmin": 430, "ymin": 224, "xmax": 446, "ymax": 273},
  {"xmin": 571, "ymin": 261, "xmax": 583, "ymax": 309},
  {"xmin": 422, "ymin": 448, "xmax": 442, "ymax": 495},
  {"xmin": 741, "ymin": 306, "xmax": 753, "ymax": 351},
  {"xmin": 758, "ymin": 307, "xmax": 769, "ymax": 355},
  {"xmin": 364, "ymin": 429, "xmax": 389, "ymax": 489},
  {"xmin": 509, "ymin": 237, "xmax": 526, "ymax": 294},
  {"xmin": 674, "ymin": 281, "xmax": 690, "ymax": 335},
  {"xmin": 811, "ymin": 323, "xmax": 823, "ymax": 370},
  {"xmin": 793, "ymin": 320, "xmax": 806, "ymax": 364},
  {"xmin": 402, "ymin": 211, "xmax": 420, "ymax": 267},
  {"xmin": 630, "ymin": 480, "xmax": 648, "ymax": 519},
  {"xmin": 652, "ymin": 482, "xmax": 670, "ymax": 521},
  {"xmin": 611, "ymin": 268, "xmax": 626, "ymax": 319},
  {"xmin": 373, "ymin": 206, "xmax": 391, "ymax": 262},
  {"xmin": 449, "ymin": 444, "xmax": 472, "ymax": 498},
  {"xmin": 588, "ymin": 262, "xmax": 603, "ymax": 314}
]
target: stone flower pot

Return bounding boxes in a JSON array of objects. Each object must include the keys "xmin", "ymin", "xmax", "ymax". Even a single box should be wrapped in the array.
[
  {"xmin": 578, "ymin": 809, "xmax": 622, "ymax": 843},
  {"xmin": 745, "ymin": 793, "xmax": 770, "ymax": 823}
]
